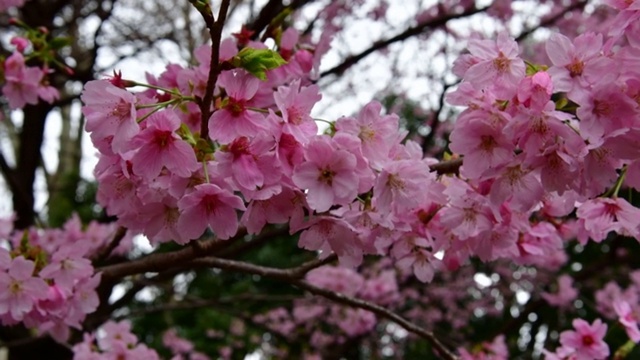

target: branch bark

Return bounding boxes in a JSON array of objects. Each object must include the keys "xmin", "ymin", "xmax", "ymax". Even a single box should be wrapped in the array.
[
  {"xmin": 319, "ymin": 6, "xmax": 488, "ymax": 79},
  {"xmin": 188, "ymin": 255, "xmax": 459, "ymax": 360}
]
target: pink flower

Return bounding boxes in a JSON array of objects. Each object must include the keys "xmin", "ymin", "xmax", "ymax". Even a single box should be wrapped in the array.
[
  {"xmin": 81, "ymin": 80, "xmax": 139, "ymax": 153},
  {"xmin": 516, "ymin": 71, "xmax": 553, "ymax": 111},
  {"xmin": 39, "ymin": 244, "xmax": 93, "ymax": 292},
  {"xmin": 140, "ymin": 196, "xmax": 185, "ymax": 244},
  {"xmin": 215, "ymin": 135, "xmax": 277, "ymax": 195},
  {"xmin": 559, "ymin": 319, "xmax": 609, "ymax": 360},
  {"xmin": 489, "ymin": 162, "xmax": 543, "ymax": 212},
  {"xmin": 449, "ymin": 118, "xmax": 515, "ymax": 179},
  {"xmin": 576, "ymin": 197, "xmax": 640, "ymax": 244},
  {"xmin": 10, "ymin": 36, "xmax": 29, "ymax": 53},
  {"xmin": 575, "ymin": 83, "xmax": 639, "ymax": 142},
  {"xmin": 335, "ymin": 101, "xmax": 399, "ymax": 169},
  {"xmin": 0, "ymin": 256, "xmax": 49, "ymax": 321},
  {"xmin": 545, "ymin": 32, "xmax": 614, "ymax": 98},
  {"xmin": 464, "ymin": 33, "xmax": 525, "ymax": 98},
  {"xmin": 163, "ymin": 328, "xmax": 194, "ymax": 354},
  {"xmin": 241, "ymin": 187, "xmax": 303, "ymax": 235},
  {"xmin": 541, "ymin": 275, "xmax": 578, "ymax": 308},
  {"xmin": 177, "ymin": 183, "xmax": 246, "ymax": 240},
  {"xmin": 274, "ymin": 79, "xmax": 321, "ymax": 144},
  {"xmin": 292, "ymin": 136, "xmax": 358, "ymax": 212},
  {"xmin": 373, "ymin": 159, "xmax": 434, "ymax": 214},
  {"xmin": 208, "ymin": 69, "xmax": 267, "ymax": 143},
  {"xmin": 298, "ymin": 217, "xmax": 363, "ymax": 267},
  {"xmin": 97, "ymin": 320, "xmax": 139, "ymax": 352},
  {"xmin": 131, "ymin": 110, "xmax": 199, "ymax": 180},
  {"xmin": 613, "ymin": 299, "xmax": 640, "ymax": 342},
  {"xmin": 2, "ymin": 52, "xmax": 43, "ymax": 109},
  {"xmin": 439, "ymin": 179, "xmax": 494, "ymax": 240}
]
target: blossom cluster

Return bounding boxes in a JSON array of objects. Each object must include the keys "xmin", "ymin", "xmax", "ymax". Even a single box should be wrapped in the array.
[
  {"xmin": 72, "ymin": 320, "xmax": 160, "ymax": 360},
  {"xmin": 0, "ymin": 215, "xmax": 132, "ymax": 341},
  {"xmin": 1, "ymin": 39, "xmax": 59, "ymax": 109},
  {"xmin": 2, "ymin": 0, "xmax": 640, "ymax": 357},
  {"xmin": 251, "ymin": 265, "xmax": 397, "ymax": 357}
]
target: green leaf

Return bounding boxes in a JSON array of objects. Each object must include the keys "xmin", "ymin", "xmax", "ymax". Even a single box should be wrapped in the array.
[
  {"xmin": 230, "ymin": 47, "xmax": 287, "ymax": 80},
  {"xmin": 49, "ymin": 36, "xmax": 71, "ymax": 50}
]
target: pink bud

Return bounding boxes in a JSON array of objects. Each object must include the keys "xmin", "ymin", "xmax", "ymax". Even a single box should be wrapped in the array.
[
  {"xmin": 10, "ymin": 37, "xmax": 29, "ymax": 53},
  {"xmin": 38, "ymin": 284, "xmax": 67, "ymax": 313}
]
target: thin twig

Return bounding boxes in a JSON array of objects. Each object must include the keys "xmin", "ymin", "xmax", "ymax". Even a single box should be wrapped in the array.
[
  {"xmin": 195, "ymin": 0, "xmax": 231, "ymax": 139},
  {"xmin": 189, "ymin": 254, "xmax": 458, "ymax": 359},
  {"xmin": 293, "ymin": 280, "xmax": 459, "ymax": 360},
  {"xmin": 429, "ymin": 158, "xmax": 462, "ymax": 175},
  {"xmin": 190, "ymin": 253, "xmax": 338, "ymax": 280},
  {"xmin": 94, "ymin": 226, "xmax": 127, "ymax": 264},
  {"xmin": 320, "ymin": 6, "xmax": 488, "ymax": 78}
]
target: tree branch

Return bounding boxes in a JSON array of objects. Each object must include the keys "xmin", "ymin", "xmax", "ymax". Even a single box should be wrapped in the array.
[
  {"xmin": 429, "ymin": 158, "xmax": 462, "ymax": 175},
  {"xmin": 515, "ymin": 0, "xmax": 588, "ymax": 42},
  {"xmin": 319, "ymin": 6, "xmax": 488, "ymax": 79},
  {"xmin": 93, "ymin": 226, "xmax": 128, "ymax": 264},
  {"xmin": 193, "ymin": 0, "xmax": 231, "ymax": 139},
  {"xmin": 97, "ymin": 226, "xmax": 291, "ymax": 281},
  {"xmin": 188, "ymin": 255, "xmax": 458, "ymax": 360},
  {"xmin": 190, "ymin": 253, "xmax": 337, "ymax": 280}
]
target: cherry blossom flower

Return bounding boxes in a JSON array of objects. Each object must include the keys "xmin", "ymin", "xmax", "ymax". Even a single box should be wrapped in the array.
[
  {"xmin": 613, "ymin": 299, "xmax": 640, "ymax": 342},
  {"xmin": 2, "ymin": 52, "xmax": 43, "ymax": 109},
  {"xmin": 298, "ymin": 217, "xmax": 362, "ymax": 267},
  {"xmin": 0, "ymin": 256, "xmax": 48, "ymax": 321},
  {"xmin": 464, "ymin": 32, "xmax": 526, "ymax": 98},
  {"xmin": 576, "ymin": 197, "xmax": 640, "ymax": 243},
  {"xmin": 373, "ymin": 159, "xmax": 433, "ymax": 214},
  {"xmin": 450, "ymin": 118, "xmax": 515, "ymax": 179},
  {"xmin": 130, "ymin": 110, "xmax": 199, "ymax": 180},
  {"xmin": 82, "ymin": 80, "xmax": 139, "ymax": 153},
  {"xmin": 292, "ymin": 136, "xmax": 358, "ymax": 212},
  {"xmin": 274, "ymin": 79, "xmax": 321, "ymax": 143},
  {"xmin": 541, "ymin": 275, "xmax": 578, "ymax": 308},
  {"xmin": 335, "ymin": 101, "xmax": 399, "ymax": 169},
  {"xmin": 208, "ymin": 69, "xmax": 267, "ymax": 143},
  {"xmin": 545, "ymin": 32, "xmax": 614, "ymax": 98},
  {"xmin": 39, "ymin": 244, "xmax": 93, "ymax": 292},
  {"xmin": 177, "ymin": 183, "xmax": 246, "ymax": 240},
  {"xmin": 559, "ymin": 319, "xmax": 609, "ymax": 360}
]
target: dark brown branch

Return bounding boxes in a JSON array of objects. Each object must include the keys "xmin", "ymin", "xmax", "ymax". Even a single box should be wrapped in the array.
[
  {"xmin": 429, "ymin": 158, "xmax": 462, "ymax": 175},
  {"xmin": 188, "ymin": 255, "xmax": 458, "ymax": 360},
  {"xmin": 190, "ymin": 253, "xmax": 337, "ymax": 280},
  {"xmin": 516, "ymin": 0, "xmax": 588, "ymax": 42},
  {"xmin": 98, "ymin": 236, "xmax": 231, "ymax": 281},
  {"xmin": 422, "ymin": 81, "xmax": 457, "ymax": 155},
  {"xmin": 195, "ymin": 0, "xmax": 231, "ymax": 139},
  {"xmin": 293, "ymin": 280, "xmax": 459, "ymax": 360},
  {"xmin": 247, "ymin": 0, "xmax": 312, "ymax": 39},
  {"xmin": 0, "ymin": 150, "xmax": 31, "ymax": 215},
  {"xmin": 320, "ymin": 6, "xmax": 488, "ymax": 79},
  {"xmin": 93, "ymin": 226, "xmax": 128, "ymax": 264},
  {"xmin": 97, "ymin": 226, "xmax": 293, "ymax": 281}
]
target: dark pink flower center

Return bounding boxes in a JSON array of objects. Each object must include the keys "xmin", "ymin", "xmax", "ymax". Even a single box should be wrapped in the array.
[
  {"xmin": 287, "ymin": 106, "xmax": 303, "ymax": 125},
  {"xmin": 479, "ymin": 135, "xmax": 497, "ymax": 151},
  {"xmin": 582, "ymin": 334, "xmax": 594, "ymax": 346},
  {"xmin": 567, "ymin": 60, "xmax": 584, "ymax": 78},
  {"xmin": 318, "ymin": 168, "xmax": 336, "ymax": 186},
  {"xmin": 493, "ymin": 52, "xmax": 510, "ymax": 73},
  {"xmin": 112, "ymin": 99, "xmax": 133, "ymax": 120},
  {"xmin": 593, "ymin": 100, "xmax": 612, "ymax": 117},
  {"xmin": 154, "ymin": 130, "xmax": 174, "ymax": 148},
  {"xmin": 229, "ymin": 137, "xmax": 251, "ymax": 158},
  {"xmin": 202, "ymin": 194, "xmax": 219, "ymax": 214},
  {"xmin": 227, "ymin": 98, "xmax": 246, "ymax": 116}
]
